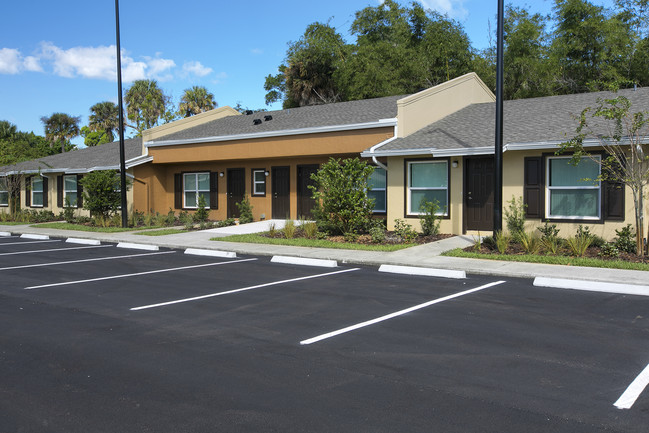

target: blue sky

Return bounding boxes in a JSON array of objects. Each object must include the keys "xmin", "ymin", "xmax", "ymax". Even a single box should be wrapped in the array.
[{"xmin": 1, "ymin": 0, "xmax": 614, "ymax": 145}]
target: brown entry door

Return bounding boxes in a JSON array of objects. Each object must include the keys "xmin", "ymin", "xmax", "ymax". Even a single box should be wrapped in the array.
[
  {"xmin": 465, "ymin": 157, "xmax": 494, "ymax": 231},
  {"xmin": 272, "ymin": 166, "xmax": 290, "ymax": 219},
  {"xmin": 227, "ymin": 168, "xmax": 245, "ymax": 219},
  {"xmin": 297, "ymin": 164, "xmax": 319, "ymax": 219}
]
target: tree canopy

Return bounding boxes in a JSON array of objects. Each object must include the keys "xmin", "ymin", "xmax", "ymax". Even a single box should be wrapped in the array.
[
  {"xmin": 124, "ymin": 79, "xmax": 170, "ymax": 135},
  {"xmin": 178, "ymin": 86, "xmax": 217, "ymax": 117},
  {"xmin": 0, "ymin": 120, "xmax": 53, "ymax": 165},
  {"xmin": 88, "ymin": 101, "xmax": 120, "ymax": 143},
  {"xmin": 40, "ymin": 112, "xmax": 80, "ymax": 153}
]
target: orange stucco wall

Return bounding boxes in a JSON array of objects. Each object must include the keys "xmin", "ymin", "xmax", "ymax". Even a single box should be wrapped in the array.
[{"xmin": 147, "ymin": 127, "xmax": 394, "ymax": 164}]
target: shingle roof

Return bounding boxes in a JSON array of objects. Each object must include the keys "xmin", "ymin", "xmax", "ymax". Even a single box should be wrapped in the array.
[
  {"xmin": 150, "ymin": 95, "xmax": 404, "ymax": 143},
  {"xmin": 0, "ymin": 137, "xmax": 142, "ymax": 174},
  {"xmin": 374, "ymin": 87, "xmax": 649, "ymax": 154}
]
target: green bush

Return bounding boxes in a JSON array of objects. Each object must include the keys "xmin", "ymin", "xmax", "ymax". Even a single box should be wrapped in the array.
[
  {"xmin": 301, "ymin": 221, "xmax": 319, "ymax": 239},
  {"xmin": 369, "ymin": 221, "xmax": 386, "ymax": 243},
  {"xmin": 283, "ymin": 219, "xmax": 296, "ymax": 239},
  {"xmin": 195, "ymin": 194, "xmax": 209, "ymax": 223},
  {"xmin": 393, "ymin": 219, "xmax": 417, "ymax": 243},
  {"xmin": 309, "ymin": 157, "xmax": 375, "ymax": 235},
  {"xmin": 419, "ymin": 199, "xmax": 442, "ymax": 236},
  {"xmin": 566, "ymin": 234, "xmax": 593, "ymax": 257},
  {"xmin": 494, "ymin": 230, "xmax": 511, "ymax": 254},
  {"xmin": 235, "ymin": 193, "xmax": 253, "ymax": 224},
  {"xmin": 599, "ymin": 242, "xmax": 620, "ymax": 258},
  {"xmin": 614, "ymin": 224, "xmax": 636, "ymax": 253},
  {"xmin": 537, "ymin": 221, "xmax": 560, "ymax": 241},
  {"xmin": 519, "ymin": 231, "xmax": 542, "ymax": 254},
  {"xmin": 80, "ymin": 170, "xmax": 130, "ymax": 219},
  {"xmin": 504, "ymin": 196, "xmax": 526, "ymax": 241}
]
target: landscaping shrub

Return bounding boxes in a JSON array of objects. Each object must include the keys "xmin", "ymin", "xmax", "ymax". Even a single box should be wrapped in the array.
[
  {"xmin": 301, "ymin": 221, "xmax": 319, "ymax": 239},
  {"xmin": 283, "ymin": 219, "xmax": 297, "ymax": 239},
  {"xmin": 614, "ymin": 224, "xmax": 636, "ymax": 254},
  {"xmin": 194, "ymin": 194, "xmax": 209, "ymax": 223},
  {"xmin": 494, "ymin": 230, "xmax": 511, "ymax": 254},
  {"xmin": 80, "ymin": 170, "xmax": 129, "ymax": 219},
  {"xmin": 419, "ymin": 199, "xmax": 442, "ymax": 236},
  {"xmin": 519, "ymin": 231, "xmax": 542, "ymax": 254},
  {"xmin": 235, "ymin": 193, "xmax": 253, "ymax": 224},
  {"xmin": 599, "ymin": 243, "xmax": 620, "ymax": 258},
  {"xmin": 537, "ymin": 221, "xmax": 560, "ymax": 241},
  {"xmin": 309, "ymin": 157, "xmax": 375, "ymax": 235},
  {"xmin": 566, "ymin": 235, "xmax": 593, "ymax": 257},
  {"xmin": 393, "ymin": 219, "xmax": 417, "ymax": 243},
  {"xmin": 504, "ymin": 196, "xmax": 526, "ymax": 241},
  {"xmin": 369, "ymin": 220, "xmax": 386, "ymax": 243},
  {"xmin": 165, "ymin": 208, "xmax": 176, "ymax": 226}
]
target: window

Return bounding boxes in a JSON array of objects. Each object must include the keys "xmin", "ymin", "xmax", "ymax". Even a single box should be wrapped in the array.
[
  {"xmin": 368, "ymin": 167, "xmax": 386, "ymax": 213},
  {"xmin": 252, "ymin": 169, "xmax": 266, "ymax": 196},
  {"xmin": 31, "ymin": 176, "xmax": 44, "ymax": 207},
  {"xmin": 546, "ymin": 156, "xmax": 600, "ymax": 219},
  {"xmin": 63, "ymin": 175, "xmax": 78, "ymax": 207},
  {"xmin": 183, "ymin": 172, "xmax": 210, "ymax": 208},
  {"xmin": 407, "ymin": 160, "xmax": 448, "ymax": 215},
  {"xmin": 0, "ymin": 177, "xmax": 8, "ymax": 207}
]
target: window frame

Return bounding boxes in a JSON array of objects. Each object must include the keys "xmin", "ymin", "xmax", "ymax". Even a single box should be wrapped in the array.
[
  {"xmin": 545, "ymin": 155, "xmax": 602, "ymax": 221},
  {"xmin": 405, "ymin": 159, "xmax": 449, "ymax": 218},
  {"xmin": 251, "ymin": 169, "xmax": 267, "ymax": 197},
  {"xmin": 0, "ymin": 177, "xmax": 8, "ymax": 207},
  {"xmin": 31, "ymin": 176, "xmax": 44, "ymax": 208},
  {"xmin": 63, "ymin": 174, "xmax": 78, "ymax": 208},
  {"xmin": 183, "ymin": 172, "xmax": 211, "ymax": 209},
  {"xmin": 368, "ymin": 166, "xmax": 387, "ymax": 214}
]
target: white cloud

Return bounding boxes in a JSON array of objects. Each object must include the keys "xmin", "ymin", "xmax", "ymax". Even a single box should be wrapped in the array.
[
  {"xmin": 182, "ymin": 61, "xmax": 213, "ymax": 77},
  {"xmin": 250, "ymin": 48, "xmax": 263, "ymax": 55},
  {"xmin": 0, "ymin": 48, "xmax": 42, "ymax": 74},
  {"xmin": 417, "ymin": 0, "xmax": 468, "ymax": 19}
]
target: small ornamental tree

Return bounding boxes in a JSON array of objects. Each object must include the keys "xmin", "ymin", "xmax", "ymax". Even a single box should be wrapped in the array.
[
  {"xmin": 309, "ymin": 157, "xmax": 375, "ymax": 235},
  {"xmin": 80, "ymin": 170, "xmax": 130, "ymax": 220},
  {"xmin": 559, "ymin": 95, "xmax": 649, "ymax": 256}
]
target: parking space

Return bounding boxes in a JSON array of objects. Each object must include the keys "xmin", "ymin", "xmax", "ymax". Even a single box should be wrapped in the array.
[{"xmin": 0, "ymin": 235, "xmax": 648, "ymax": 432}]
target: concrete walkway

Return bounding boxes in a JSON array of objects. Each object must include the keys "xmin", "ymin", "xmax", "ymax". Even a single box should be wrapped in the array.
[{"xmin": 1, "ymin": 222, "xmax": 647, "ymax": 287}]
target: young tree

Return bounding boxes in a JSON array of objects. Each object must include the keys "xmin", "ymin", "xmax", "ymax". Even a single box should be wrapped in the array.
[
  {"xmin": 79, "ymin": 170, "xmax": 130, "ymax": 220},
  {"xmin": 178, "ymin": 86, "xmax": 217, "ymax": 117},
  {"xmin": 559, "ymin": 95, "xmax": 649, "ymax": 255},
  {"xmin": 308, "ymin": 157, "xmax": 375, "ymax": 235},
  {"xmin": 88, "ymin": 101, "xmax": 120, "ymax": 142},
  {"xmin": 40, "ymin": 113, "xmax": 80, "ymax": 153}
]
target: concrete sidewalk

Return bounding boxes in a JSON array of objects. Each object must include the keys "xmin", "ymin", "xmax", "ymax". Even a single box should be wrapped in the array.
[{"xmin": 1, "ymin": 222, "xmax": 647, "ymax": 286}]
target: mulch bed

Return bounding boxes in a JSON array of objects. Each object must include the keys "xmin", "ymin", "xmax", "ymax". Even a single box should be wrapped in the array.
[
  {"xmin": 467, "ymin": 243, "xmax": 649, "ymax": 264},
  {"xmin": 262, "ymin": 230, "xmax": 453, "ymax": 246}
]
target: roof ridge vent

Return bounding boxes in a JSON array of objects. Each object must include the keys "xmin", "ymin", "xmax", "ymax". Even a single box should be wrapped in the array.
[
  {"xmin": 253, "ymin": 118, "xmax": 262, "ymax": 125},
  {"xmin": 264, "ymin": 115, "xmax": 273, "ymax": 121}
]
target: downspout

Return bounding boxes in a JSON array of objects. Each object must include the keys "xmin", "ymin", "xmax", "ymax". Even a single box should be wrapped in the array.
[{"xmin": 367, "ymin": 123, "xmax": 398, "ymax": 171}]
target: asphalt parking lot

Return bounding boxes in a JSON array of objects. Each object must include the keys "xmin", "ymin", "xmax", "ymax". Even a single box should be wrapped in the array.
[{"xmin": 1, "ymin": 234, "xmax": 648, "ymax": 432}]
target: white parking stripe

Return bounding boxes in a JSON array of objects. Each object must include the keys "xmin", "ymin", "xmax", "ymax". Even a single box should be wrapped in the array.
[
  {"xmin": 24, "ymin": 258, "xmax": 258, "ymax": 290},
  {"xmin": 614, "ymin": 362, "xmax": 649, "ymax": 409},
  {"xmin": 0, "ymin": 245, "xmax": 111, "ymax": 256},
  {"xmin": 131, "ymin": 268, "xmax": 361, "ymax": 311},
  {"xmin": 0, "ymin": 250, "xmax": 176, "ymax": 271},
  {"xmin": 300, "ymin": 280, "xmax": 506, "ymax": 345},
  {"xmin": 0, "ymin": 240, "xmax": 60, "ymax": 247}
]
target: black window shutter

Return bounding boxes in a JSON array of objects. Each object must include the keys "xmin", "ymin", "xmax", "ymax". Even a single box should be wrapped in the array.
[
  {"xmin": 57, "ymin": 176, "xmax": 63, "ymax": 207},
  {"xmin": 77, "ymin": 175, "xmax": 83, "ymax": 208},
  {"xmin": 210, "ymin": 172, "xmax": 218, "ymax": 209},
  {"xmin": 174, "ymin": 173, "xmax": 182, "ymax": 209},
  {"xmin": 42, "ymin": 177, "xmax": 48, "ymax": 207},
  {"xmin": 603, "ymin": 180, "xmax": 624, "ymax": 221},
  {"xmin": 524, "ymin": 157, "xmax": 543, "ymax": 218},
  {"xmin": 25, "ymin": 176, "xmax": 31, "ymax": 207}
]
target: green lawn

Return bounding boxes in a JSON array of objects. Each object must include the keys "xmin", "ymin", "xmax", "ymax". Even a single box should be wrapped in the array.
[
  {"xmin": 30, "ymin": 222, "xmax": 161, "ymax": 233},
  {"xmin": 214, "ymin": 233, "xmax": 414, "ymax": 252},
  {"xmin": 443, "ymin": 248, "xmax": 649, "ymax": 271}
]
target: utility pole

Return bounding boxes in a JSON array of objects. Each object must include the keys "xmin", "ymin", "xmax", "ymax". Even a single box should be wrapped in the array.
[
  {"xmin": 494, "ymin": 0, "xmax": 504, "ymax": 232},
  {"xmin": 115, "ymin": 0, "xmax": 128, "ymax": 228}
]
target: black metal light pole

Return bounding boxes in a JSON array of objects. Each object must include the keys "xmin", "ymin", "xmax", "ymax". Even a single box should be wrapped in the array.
[
  {"xmin": 493, "ymin": 0, "xmax": 504, "ymax": 233},
  {"xmin": 115, "ymin": 0, "xmax": 128, "ymax": 228}
]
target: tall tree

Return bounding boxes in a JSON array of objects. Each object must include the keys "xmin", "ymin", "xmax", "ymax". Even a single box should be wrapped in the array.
[
  {"xmin": 40, "ymin": 113, "xmax": 80, "ymax": 153},
  {"xmin": 178, "ymin": 86, "xmax": 217, "ymax": 117},
  {"xmin": 88, "ymin": 101, "xmax": 119, "ymax": 143},
  {"xmin": 265, "ymin": 22, "xmax": 348, "ymax": 108},
  {"xmin": 124, "ymin": 79, "xmax": 169, "ymax": 135},
  {"xmin": 0, "ymin": 121, "xmax": 52, "ymax": 165}
]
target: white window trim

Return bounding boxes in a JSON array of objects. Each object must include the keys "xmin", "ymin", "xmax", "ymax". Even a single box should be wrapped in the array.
[
  {"xmin": 63, "ymin": 175, "xmax": 77, "ymax": 207},
  {"xmin": 252, "ymin": 169, "xmax": 266, "ymax": 196},
  {"xmin": 407, "ymin": 160, "xmax": 448, "ymax": 216},
  {"xmin": 183, "ymin": 172, "xmax": 210, "ymax": 209},
  {"xmin": 31, "ymin": 176, "xmax": 44, "ymax": 208},
  {"xmin": 545, "ymin": 155, "xmax": 601, "ymax": 220},
  {"xmin": 0, "ymin": 178, "xmax": 8, "ymax": 207},
  {"xmin": 369, "ymin": 167, "xmax": 387, "ymax": 213}
]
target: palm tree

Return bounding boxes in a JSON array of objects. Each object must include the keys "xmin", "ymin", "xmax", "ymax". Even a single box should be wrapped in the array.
[
  {"xmin": 40, "ymin": 113, "xmax": 80, "ymax": 153},
  {"xmin": 89, "ymin": 101, "xmax": 120, "ymax": 143},
  {"xmin": 124, "ymin": 79, "xmax": 169, "ymax": 135},
  {"xmin": 178, "ymin": 86, "xmax": 217, "ymax": 117}
]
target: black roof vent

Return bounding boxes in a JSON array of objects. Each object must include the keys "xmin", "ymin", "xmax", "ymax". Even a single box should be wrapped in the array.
[
  {"xmin": 253, "ymin": 119, "xmax": 262, "ymax": 125},
  {"xmin": 245, "ymin": 110, "xmax": 254, "ymax": 115},
  {"xmin": 264, "ymin": 115, "xmax": 273, "ymax": 121}
]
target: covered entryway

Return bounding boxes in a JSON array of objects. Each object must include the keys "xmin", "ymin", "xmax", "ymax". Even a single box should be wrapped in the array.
[
  {"xmin": 297, "ymin": 164, "xmax": 318, "ymax": 218},
  {"xmin": 227, "ymin": 168, "xmax": 245, "ymax": 219},
  {"xmin": 464, "ymin": 156, "xmax": 494, "ymax": 232},
  {"xmin": 271, "ymin": 166, "xmax": 290, "ymax": 219}
]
